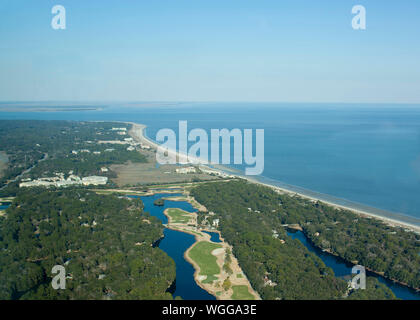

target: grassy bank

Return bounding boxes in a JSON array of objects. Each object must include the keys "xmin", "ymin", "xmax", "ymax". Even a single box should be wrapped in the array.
[{"xmin": 188, "ymin": 241, "xmax": 222, "ymax": 284}]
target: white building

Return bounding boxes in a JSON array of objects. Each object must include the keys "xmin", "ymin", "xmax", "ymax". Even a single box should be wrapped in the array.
[
  {"xmin": 19, "ymin": 175, "xmax": 107, "ymax": 188},
  {"xmin": 98, "ymin": 140, "xmax": 130, "ymax": 145},
  {"xmin": 213, "ymin": 219, "xmax": 219, "ymax": 227},
  {"xmin": 19, "ymin": 180, "xmax": 52, "ymax": 188},
  {"xmin": 140, "ymin": 144, "xmax": 151, "ymax": 150},
  {"xmin": 81, "ymin": 176, "xmax": 108, "ymax": 186},
  {"xmin": 176, "ymin": 166, "xmax": 196, "ymax": 174},
  {"xmin": 56, "ymin": 179, "xmax": 82, "ymax": 187}
]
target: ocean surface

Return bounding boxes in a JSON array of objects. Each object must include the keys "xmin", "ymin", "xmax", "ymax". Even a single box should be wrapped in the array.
[{"xmin": 1, "ymin": 103, "xmax": 420, "ymax": 222}]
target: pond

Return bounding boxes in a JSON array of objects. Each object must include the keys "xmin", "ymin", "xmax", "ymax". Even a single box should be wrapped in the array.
[
  {"xmin": 0, "ymin": 203, "xmax": 11, "ymax": 210},
  {"xmin": 132, "ymin": 193, "xmax": 215, "ymax": 300},
  {"xmin": 202, "ymin": 231, "xmax": 222, "ymax": 243},
  {"xmin": 287, "ymin": 230, "xmax": 420, "ymax": 300}
]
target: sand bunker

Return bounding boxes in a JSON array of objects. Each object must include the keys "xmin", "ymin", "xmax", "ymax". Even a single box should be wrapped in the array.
[{"xmin": 212, "ymin": 248, "xmax": 225, "ymax": 256}]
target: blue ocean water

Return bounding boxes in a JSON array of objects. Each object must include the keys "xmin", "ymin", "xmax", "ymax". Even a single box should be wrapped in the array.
[{"xmin": 1, "ymin": 103, "xmax": 420, "ymax": 220}]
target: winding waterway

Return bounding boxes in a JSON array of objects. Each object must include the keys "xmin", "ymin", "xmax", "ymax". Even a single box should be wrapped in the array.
[
  {"xmin": 287, "ymin": 230, "xmax": 420, "ymax": 300},
  {"xmin": 130, "ymin": 192, "xmax": 419, "ymax": 300},
  {"xmin": 136, "ymin": 193, "xmax": 216, "ymax": 300}
]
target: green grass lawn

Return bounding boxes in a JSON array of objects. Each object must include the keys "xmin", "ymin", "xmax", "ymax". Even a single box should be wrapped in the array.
[
  {"xmin": 231, "ymin": 285, "xmax": 254, "ymax": 300},
  {"xmin": 202, "ymin": 274, "xmax": 218, "ymax": 284},
  {"xmin": 166, "ymin": 208, "xmax": 192, "ymax": 223},
  {"xmin": 188, "ymin": 241, "xmax": 222, "ymax": 283},
  {"xmin": 236, "ymin": 273, "xmax": 243, "ymax": 278}
]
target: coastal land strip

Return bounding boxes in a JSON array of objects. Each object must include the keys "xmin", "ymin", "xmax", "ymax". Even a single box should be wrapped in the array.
[
  {"xmin": 125, "ymin": 121, "xmax": 420, "ymax": 234},
  {"xmin": 97, "ymin": 121, "xmax": 420, "ymax": 296}
]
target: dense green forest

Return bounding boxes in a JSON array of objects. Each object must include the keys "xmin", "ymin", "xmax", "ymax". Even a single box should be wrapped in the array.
[
  {"xmin": 29, "ymin": 143, "xmax": 146, "ymax": 179},
  {"xmin": 190, "ymin": 180, "xmax": 406, "ymax": 299},
  {"xmin": 0, "ymin": 189, "xmax": 175, "ymax": 300},
  {"xmin": 0, "ymin": 120, "xmax": 414, "ymax": 300},
  {"xmin": 0, "ymin": 120, "xmax": 146, "ymax": 194}
]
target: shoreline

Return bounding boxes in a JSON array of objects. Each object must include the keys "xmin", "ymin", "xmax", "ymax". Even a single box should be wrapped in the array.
[
  {"xmin": 248, "ymin": 177, "xmax": 420, "ymax": 234},
  {"xmin": 125, "ymin": 121, "xmax": 420, "ymax": 234}
]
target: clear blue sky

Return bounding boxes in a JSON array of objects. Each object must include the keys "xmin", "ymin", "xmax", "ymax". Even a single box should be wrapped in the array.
[{"xmin": 1, "ymin": 0, "xmax": 420, "ymax": 103}]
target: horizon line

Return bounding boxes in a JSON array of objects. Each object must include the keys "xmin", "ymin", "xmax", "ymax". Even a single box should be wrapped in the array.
[{"xmin": 1, "ymin": 100, "xmax": 420, "ymax": 105}]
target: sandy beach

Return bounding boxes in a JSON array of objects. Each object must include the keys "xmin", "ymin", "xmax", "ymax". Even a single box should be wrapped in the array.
[
  {"xmin": 126, "ymin": 121, "xmax": 420, "ymax": 234},
  {"xmin": 127, "ymin": 122, "xmax": 207, "ymax": 165}
]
